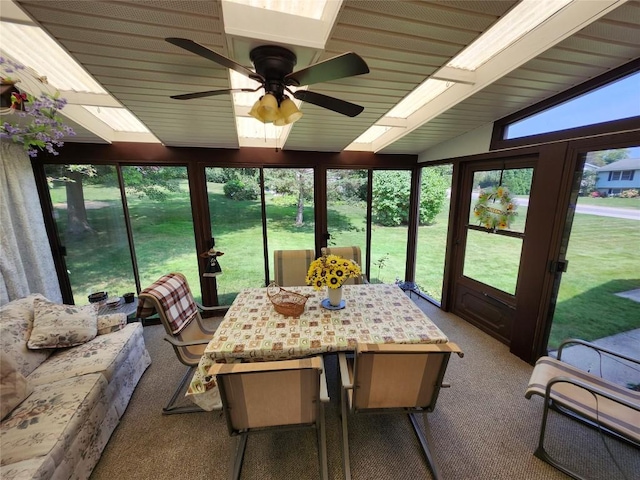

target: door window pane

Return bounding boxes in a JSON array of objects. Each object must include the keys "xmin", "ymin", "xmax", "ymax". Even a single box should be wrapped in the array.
[
  {"xmin": 462, "ymin": 230, "xmax": 523, "ymax": 295},
  {"xmin": 469, "ymin": 168, "xmax": 532, "ymax": 233},
  {"xmin": 462, "ymin": 167, "xmax": 533, "ymax": 295},
  {"xmin": 415, "ymin": 164, "xmax": 452, "ymax": 302},
  {"xmin": 44, "ymin": 164, "xmax": 135, "ymax": 304},
  {"xmin": 326, "ymin": 168, "xmax": 368, "ymax": 270},
  {"xmin": 263, "ymin": 168, "xmax": 315, "ymax": 280},
  {"xmin": 370, "ymin": 170, "xmax": 410, "ymax": 284},
  {"xmin": 122, "ymin": 166, "xmax": 202, "ymax": 301},
  {"xmin": 206, "ymin": 167, "xmax": 264, "ymax": 304}
]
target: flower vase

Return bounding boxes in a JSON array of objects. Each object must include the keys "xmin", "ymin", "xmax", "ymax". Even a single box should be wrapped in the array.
[{"xmin": 327, "ymin": 286, "xmax": 343, "ymax": 307}]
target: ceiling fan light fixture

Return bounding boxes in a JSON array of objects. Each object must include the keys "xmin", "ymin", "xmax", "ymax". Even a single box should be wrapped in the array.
[
  {"xmin": 278, "ymin": 97, "xmax": 303, "ymax": 125},
  {"xmin": 257, "ymin": 93, "xmax": 279, "ymax": 122},
  {"xmin": 248, "ymin": 98, "xmax": 267, "ymax": 122}
]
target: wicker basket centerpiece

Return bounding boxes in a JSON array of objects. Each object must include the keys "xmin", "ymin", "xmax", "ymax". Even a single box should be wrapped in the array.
[{"xmin": 267, "ymin": 282, "xmax": 308, "ymax": 317}]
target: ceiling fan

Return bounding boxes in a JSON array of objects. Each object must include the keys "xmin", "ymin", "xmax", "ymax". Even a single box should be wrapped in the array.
[{"xmin": 165, "ymin": 38, "xmax": 370, "ymax": 121}]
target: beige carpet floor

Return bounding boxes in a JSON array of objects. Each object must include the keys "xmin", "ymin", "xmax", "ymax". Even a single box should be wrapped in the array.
[{"xmin": 90, "ymin": 296, "xmax": 639, "ymax": 479}]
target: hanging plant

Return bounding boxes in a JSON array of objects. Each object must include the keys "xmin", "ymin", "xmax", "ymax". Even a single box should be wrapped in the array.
[
  {"xmin": 473, "ymin": 185, "xmax": 518, "ymax": 230},
  {"xmin": 1, "ymin": 57, "xmax": 75, "ymax": 157}
]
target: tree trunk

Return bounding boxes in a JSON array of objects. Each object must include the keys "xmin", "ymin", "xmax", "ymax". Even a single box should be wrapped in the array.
[
  {"xmin": 65, "ymin": 171, "xmax": 94, "ymax": 235},
  {"xmin": 295, "ymin": 171, "xmax": 304, "ymax": 226}
]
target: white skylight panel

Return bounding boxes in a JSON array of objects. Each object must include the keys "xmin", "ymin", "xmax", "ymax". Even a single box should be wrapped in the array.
[
  {"xmin": 83, "ymin": 106, "xmax": 150, "ymax": 133},
  {"xmin": 352, "ymin": 126, "xmax": 391, "ymax": 144},
  {"xmin": 0, "ymin": 21, "xmax": 106, "ymax": 94},
  {"xmin": 236, "ymin": 116, "xmax": 282, "ymax": 139},
  {"xmin": 386, "ymin": 80, "xmax": 452, "ymax": 119},
  {"xmin": 230, "ymin": 70, "xmax": 263, "ymax": 107},
  {"xmin": 225, "ymin": 0, "xmax": 327, "ymax": 19},
  {"xmin": 447, "ymin": 0, "xmax": 573, "ymax": 71}
]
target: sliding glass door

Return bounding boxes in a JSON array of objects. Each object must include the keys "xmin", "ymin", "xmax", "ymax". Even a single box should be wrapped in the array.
[
  {"xmin": 121, "ymin": 166, "xmax": 201, "ymax": 301},
  {"xmin": 263, "ymin": 168, "xmax": 315, "ymax": 281},
  {"xmin": 44, "ymin": 164, "xmax": 135, "ymax": 304},
  {"xmin": 205, "ymin": 167, "xmax": 264, "ymax": 305},
  {"xmin": 326, "ymin": 168, "xmax": 369, "ymax": 270}
]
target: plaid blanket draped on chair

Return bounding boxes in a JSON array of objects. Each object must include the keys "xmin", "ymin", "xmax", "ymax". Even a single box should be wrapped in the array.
[{"xmin": 136, "ymin": 273, "xmax": 198, "ymax": 334}]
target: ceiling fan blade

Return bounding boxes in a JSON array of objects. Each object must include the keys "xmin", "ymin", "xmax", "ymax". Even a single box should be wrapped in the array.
[
  {"xmin": 285, "ymin": 52, "xmax": 369, "ymax": 87},
  {"xmin": 165, "ymin": 38, "xmax": 264, "ymax": 82},
  {"xmin": 294, "ymin": 90, "xmax": 364, "ymax": 117},
  {"xmin": 170, "ymin": 87, "xmax": 259, "ymax": 100}
]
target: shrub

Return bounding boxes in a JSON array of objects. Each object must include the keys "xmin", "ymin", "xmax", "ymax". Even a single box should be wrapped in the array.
[
  {"xmin": 620, "ymin": 189, "xmax": 639, "ymax": 198},
  {"xmin": 372, "ymin": 169, "xmax": 447, "ymax": 226},
  {"xmin": 590, "ymin": 191, "xmax": 602, "ymax": 198},
  {"xmin": 223, "ymin": 176, "xmax": 259, "ymax": 201}
]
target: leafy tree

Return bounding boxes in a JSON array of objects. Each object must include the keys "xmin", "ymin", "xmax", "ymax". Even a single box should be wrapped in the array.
[
  {"xmin": 586, "ymin": 148, "xmax": 630, "ymax": 166},
  {"xmin": 223, "ymin": 176, "xmax": 259, "ymax": 200},
  {"xmin": 502, "ymin": 169, "xmax": 533, "ymax": 195},
  {"xmin": 580, "ymin": 169, "xmax": 597, "ymax": 195},
  {"xmin": 46, "ymin": 164, "xmax": 185, "ymax": 235},
  {"xmin": 371, "ymin": 169, "xmax": 447, "ymax": 227},
  {"xmin": 419, "ymin": 167, "xmax": 448, "ymax": 224},
  {"xmin": 207, "ymin": 167, "xmax": 258, "ymax": 183},
  {"xmin": 473, "ymin": 169, "xmax": 532, "ymax": 195},
  {"xmin": 327, "ymin": 169, "xmax": 368, "ymax": 201},
  {"xmin": 264, "ymin": 168, "xmax": 313, "ymax": 226}
]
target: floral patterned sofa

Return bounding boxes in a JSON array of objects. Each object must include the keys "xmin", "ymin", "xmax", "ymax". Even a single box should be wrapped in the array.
[{"xmin": 0, "ymin": 293, "xmax": 152, "ymax": 480}]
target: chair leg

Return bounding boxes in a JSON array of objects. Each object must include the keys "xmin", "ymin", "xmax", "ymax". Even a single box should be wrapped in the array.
[
  {"xmin": 409, "ymin": 412, "xmax": 442, "ymax": 480},
  {"xmin": 162, "ymin": 366, "xmax": 203, "ymax": 415},
  {"xmin": 534, "ymin": 400, "xmax": 587, "ymax": 480},
  {"xmin": 317, "ymin": 403, "xmax": 328, "ymax": 480},
  {"xmin": 230, "ymin": 432, "xmax": 248, "ymax": 480},
  {"xmin": 341, "ymin": 387, "xmax": 352, "ymax": 480}
]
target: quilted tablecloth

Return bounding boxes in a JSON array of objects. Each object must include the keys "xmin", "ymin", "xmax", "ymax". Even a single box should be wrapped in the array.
[{"xmin": 186, "ymin": 283, "xmax": 448, "ymax": 410}]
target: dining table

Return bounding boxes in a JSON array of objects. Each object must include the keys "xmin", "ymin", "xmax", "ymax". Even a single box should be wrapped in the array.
[{"xmin": 186, "ymin": 283, "xmax": 450, "ymax": 410}]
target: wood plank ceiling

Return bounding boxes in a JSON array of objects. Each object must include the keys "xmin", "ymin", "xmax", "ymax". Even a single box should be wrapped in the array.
[{"xmin": 12, "ymin": 0, "xmax": 640, "ymax": 156}]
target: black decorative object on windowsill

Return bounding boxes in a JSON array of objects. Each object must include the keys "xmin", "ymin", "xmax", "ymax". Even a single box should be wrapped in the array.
[{"xmin": 88, "ymin": 291, "xmax": 108, "ymax": 303}]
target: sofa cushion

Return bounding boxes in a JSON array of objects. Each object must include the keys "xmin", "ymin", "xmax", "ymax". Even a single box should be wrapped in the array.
[
  {"xmin": 0, "ymin": 373, "xmax": 108, "ymax": 467},
  {"xmin": 27, "ymin": 323, "xmax": 145, "ymax": 387},
  {"xmin": 97, "ymin": 313, "xmax": 127, "ymax": 335},
  {"xmin": 0, "ymin": 456, "xmax": 57, "ymax": 480},
  {"xmin": 27, "ymin": 298, "xmax": 98, "ymax": 349},
  {"xmin": 0, "ymin": 353, "xmax": 33, "ymax": 420},
  {"xmin": 0, "ymin": 294, "xmax": 52, "ymax": 377}
]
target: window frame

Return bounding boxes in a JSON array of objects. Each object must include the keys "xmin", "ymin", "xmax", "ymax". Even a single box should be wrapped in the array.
[{"xmin": 491, "ymin": 59, "xmax": 640, "ymax": 151}]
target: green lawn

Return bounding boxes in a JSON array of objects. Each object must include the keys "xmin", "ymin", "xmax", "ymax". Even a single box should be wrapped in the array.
[
  {"xmin": 49, "ymin": 181, "xmax": 639, "ymax": 348},
  {"xmin": 574, "ymin": 196, "xmax": 640, "ymax": 209}
]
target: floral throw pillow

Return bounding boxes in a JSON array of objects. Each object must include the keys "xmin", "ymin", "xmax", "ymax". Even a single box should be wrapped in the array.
[
  {"xmin": 0, "ymin": 352, "xmax": 33, "ymax": 419},
  {"xmin": 27, "ymin": 298, "xmax": 99, "ymax": 349}
]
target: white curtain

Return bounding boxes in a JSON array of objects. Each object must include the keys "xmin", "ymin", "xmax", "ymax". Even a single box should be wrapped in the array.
[{"xmin": 0, "ymin": 142, "xmax": 62, "ymax": 305}]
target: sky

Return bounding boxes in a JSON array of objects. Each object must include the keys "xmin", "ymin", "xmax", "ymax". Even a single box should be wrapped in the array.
[{"xmin": 506, "ymin": 71, "xmax": 640, "ymax": 150}]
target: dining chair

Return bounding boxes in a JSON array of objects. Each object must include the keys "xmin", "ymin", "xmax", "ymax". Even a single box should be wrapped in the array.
[
  {"xmin": 209, "ymin": 356, "xmax": 330, "ymax": 480},
  {"xmin": 321, "ymin": 246, "xmax": 367, "ymax": 284},
  {"xmin": 339, "ymin": 342, "xmax": 463, "ymax": 480},
  {"xmin": 273, "ymin": 248, "xmax": 315, "ymax": 286},
  {"xmin": 137, "ymin": 272, "xmax": 224, "ymax": 414}
]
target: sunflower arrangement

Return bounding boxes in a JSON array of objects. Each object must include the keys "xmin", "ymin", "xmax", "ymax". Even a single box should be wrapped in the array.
[{"xmin": 306, "ymin": 254, "xmax": 361, "ymax": 290}]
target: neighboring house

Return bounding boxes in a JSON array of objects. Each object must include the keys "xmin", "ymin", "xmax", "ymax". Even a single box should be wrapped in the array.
[{"xmin": 595, "ymin": 158, "xmax": 640, "ymax": 196}]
